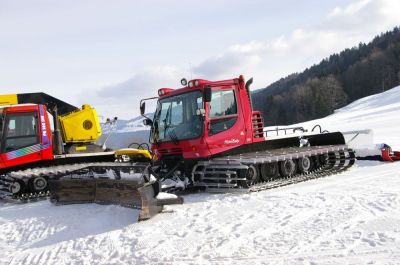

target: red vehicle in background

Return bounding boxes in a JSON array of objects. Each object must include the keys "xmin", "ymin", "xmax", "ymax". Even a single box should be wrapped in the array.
[
  {"xmin": 0, "ymin": 93, "xmax": 115, "ymax": 197},
  {"xmin": 0, "ymin": 104, "xmax": 53, "ymax": 170}
]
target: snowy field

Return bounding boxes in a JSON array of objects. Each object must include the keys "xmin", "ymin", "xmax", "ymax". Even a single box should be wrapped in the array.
[{"xmin": 1, "ymin": 86, "xmax": 400, "ymax": 264}]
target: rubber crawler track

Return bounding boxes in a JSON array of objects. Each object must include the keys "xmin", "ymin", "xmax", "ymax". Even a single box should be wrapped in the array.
[
  {"xmin": 249, "ymin": 150, "xmax": 355, "ymax": 192},
  {"xmin": 192, "ymin": 148, "xmax": 356, "ymax": 193},
  {"xmin": 0, "ymin": 162, "xmax": 134, "ymax": 201}
]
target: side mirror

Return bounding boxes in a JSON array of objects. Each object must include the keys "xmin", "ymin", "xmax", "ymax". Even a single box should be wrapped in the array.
[
  {"xmin": 143, "ymin": 118, "xmax": 153, "ymax": 126},
  {"xmin": 140, "ymin": 102, "xmax": 146, "ymax": 116},
  {"xmin": 204, "ymin": 87, "xmax": 212, "ymax": 102}
]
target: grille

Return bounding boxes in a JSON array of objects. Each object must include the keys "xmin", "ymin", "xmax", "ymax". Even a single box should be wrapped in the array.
[{"xmin": 158, "ymin": 148, "xmax": 183, "ymax": 154}]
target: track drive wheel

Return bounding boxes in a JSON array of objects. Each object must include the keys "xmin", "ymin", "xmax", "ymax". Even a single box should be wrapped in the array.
[
  {"xmin": 240, "ymin": 165, "xmax": 259, "ymax": 188},
  {"xmin": 279, "ymin": 159, "xmax": 297, "ymax": 178},
  {"xmin": 297, "ymin": 157, "xmax": 313, "ymax": 173},
  {"xmin": 10, "ymin": 179, "xmax": 26, "ymax": 196},
  {"xmin": 28, "ymin": 176, "xmax": 48, "ymax": 193},
  {"xmin": 260, "ymin": 162, "xmax": 279, "ymax": 181},
  {"xmin": 318, "ymin": 154, "xmax": 329, "ymax": 166}
]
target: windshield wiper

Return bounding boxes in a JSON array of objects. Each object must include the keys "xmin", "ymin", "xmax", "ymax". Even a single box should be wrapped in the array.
[
  {"xmin": 168, "ymin": 129, "xmax": 179, "ymax": 145},
  {"xmin": 152, "ymin": 120, "xmax": 159, "ymax": 145},
  {"xmin": 163, "ymin": 103, "xmax": 172, "ymax": 138}
]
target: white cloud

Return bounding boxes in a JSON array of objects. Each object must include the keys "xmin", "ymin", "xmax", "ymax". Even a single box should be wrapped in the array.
[
  {"xmin": 98, "ymin": 66, "xmax": 180, "ymax": 98},
  {"xmin": 83, "ymin": 66, "xmax": 183, "ymax": 119},
  {"xmin": 324, "ymin": 0, "xmax": 400, "ymax": 33},
  {"xmin": 328, "ymin": 0, "xmax": 371, "ymax": 18},
  {"xmin": 89, "ymin": 0, "xmax": 400, "ymax": 119},
  {"xmin": 191, "ymin": 0, "xmax": 400, "ymax": 89},
  {"xmin": 189, "ymin": 28, "xmax": 363, "ymax": 89},
  {"xmin": 193, "ymin": 49, "xmax": 261, "ymax": 79}
]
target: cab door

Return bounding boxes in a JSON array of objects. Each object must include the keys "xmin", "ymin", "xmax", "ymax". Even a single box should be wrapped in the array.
[{"xmin": 205, "ymin": 86, "xmax": 246, "ymax": 155}]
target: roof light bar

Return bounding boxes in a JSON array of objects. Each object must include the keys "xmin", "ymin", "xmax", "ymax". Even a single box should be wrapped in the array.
[
  {"xmin": 188, "ymin": 79, "xmax": 200, "ymax": 88},
  {"xmin": 158, "ymin": 88, "xmax": 174, "ymax": 96}
]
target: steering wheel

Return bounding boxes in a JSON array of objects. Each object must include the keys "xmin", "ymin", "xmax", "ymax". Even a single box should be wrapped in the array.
[
  {"xmin": 128, "ymin": 142, "xmax": 150, "ymax": 151},
  {"xmin": 128, "ymin": 142, "xmax": 140, "ymax": 149},
  {"xmin": 138, "ymin": 143, "xmax": 150, "ymax": 151}
]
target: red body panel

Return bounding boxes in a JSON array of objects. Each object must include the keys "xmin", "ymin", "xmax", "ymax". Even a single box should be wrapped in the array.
[
  {"xmin": 152, "ymin": 77, "xmax": 265, "ymax": 160},
  {"xmin": 381, "ymin": 149, "xmax": 400, "ymax": 162},
  {"xmin": 0, "ymin": 104, "xmax": 53, "ymax": 170}
]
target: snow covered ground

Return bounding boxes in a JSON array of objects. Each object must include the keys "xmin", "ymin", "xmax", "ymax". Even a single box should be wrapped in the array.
[{"xmin": 1, "ymin": 86, "xmax": 400, "ymax": 264}]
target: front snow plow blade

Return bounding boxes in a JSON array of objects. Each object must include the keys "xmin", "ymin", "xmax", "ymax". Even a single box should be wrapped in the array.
[{"xmin": 48, "ymin": 164, "xmax": 183, "ymax": 221}]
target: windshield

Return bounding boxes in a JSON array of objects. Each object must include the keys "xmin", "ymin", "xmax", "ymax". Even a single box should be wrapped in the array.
[
  {"xmin": 2, "ymin": 113, "xmax": 39, "ymax": 153},
  {"xmin": 152, "ymin": 90, "xmax": 203, "ymax": 143}
]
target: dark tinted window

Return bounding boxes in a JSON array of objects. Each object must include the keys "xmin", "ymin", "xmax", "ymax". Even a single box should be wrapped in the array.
[{"xmin": 209, "ymin": 117, "xmax": 237, "ymax": 136}]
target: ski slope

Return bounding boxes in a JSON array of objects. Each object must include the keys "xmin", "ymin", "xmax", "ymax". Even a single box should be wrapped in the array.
[
  {"xmin": 297, "ymin": 86, "xmax": 400, "ymax": 150},
  {"xmin": 1, "ymin": 87, "xmax": 400, "ymax": 264}
]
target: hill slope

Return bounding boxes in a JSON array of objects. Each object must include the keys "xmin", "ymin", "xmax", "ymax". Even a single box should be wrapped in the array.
[
  {"xmin": 295, "ymin": 85, "xmax": 400, "ymax": 149},
  {"xmin": 253, "ymin": 27, "xmax": 400, "ymax": 125}
]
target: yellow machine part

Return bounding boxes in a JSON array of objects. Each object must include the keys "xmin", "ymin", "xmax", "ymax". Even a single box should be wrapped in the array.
[
  {"xmin": 0, "ymin": 94, "xmax": 18, "ymax": 106},
  {"xmin": 59, "ymin": 104, "xmax": 102, "ymax": 143},
  {"xmin": 115, "ymin": 148, "xmax": 152, "ymax": 161}
]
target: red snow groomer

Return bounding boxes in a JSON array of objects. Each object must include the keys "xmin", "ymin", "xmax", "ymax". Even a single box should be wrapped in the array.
[{"xmin": 139, "ymin": 75, "xmax": 356, "ymax": 192}]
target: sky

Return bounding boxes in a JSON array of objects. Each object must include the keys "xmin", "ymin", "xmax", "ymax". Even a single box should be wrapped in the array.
[{"xmin": 1, "ymin": 0, "xmax": 400, "ymax": 120}]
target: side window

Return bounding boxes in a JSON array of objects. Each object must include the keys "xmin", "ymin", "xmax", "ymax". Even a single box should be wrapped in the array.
[
  {"xmin": 209, "ymin": 90, "xmax": 237, "ymax": 118},
  {"xmin": 209, "ymin": 89, "xmax": 238, "ymax": 136},
  {"xmin": 4, "ymin": 113, "xmax": 39, "ymax": 152}
]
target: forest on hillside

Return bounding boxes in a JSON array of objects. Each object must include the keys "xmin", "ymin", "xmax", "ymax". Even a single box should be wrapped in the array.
[{"xmin": 252, "ymin": 27, "xmax": 400, "ymax": 125}]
